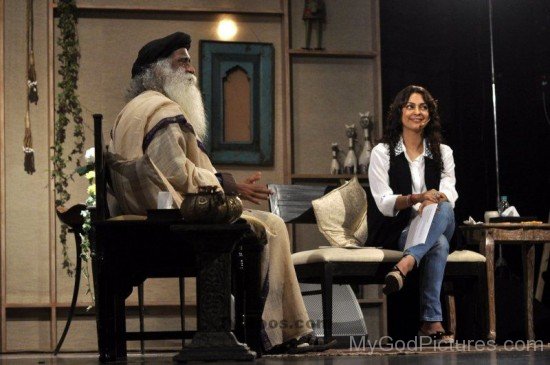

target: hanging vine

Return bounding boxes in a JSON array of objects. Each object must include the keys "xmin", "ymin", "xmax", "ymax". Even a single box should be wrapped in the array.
[{"xmin": 52, "ymin": 0, "xmax": 85, "ymax": 276}]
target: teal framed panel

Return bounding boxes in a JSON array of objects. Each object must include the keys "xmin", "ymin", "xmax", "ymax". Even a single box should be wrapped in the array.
[{"xmin": 200, "ymin": 41, "xmax": 274, "ymax": 165}]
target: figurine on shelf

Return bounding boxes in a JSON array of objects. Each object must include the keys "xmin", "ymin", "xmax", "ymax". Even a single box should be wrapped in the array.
[
  {"xmin": 302, "ymin": 0, "xmax": 326, "ymax": 50},
  {"xmin": 358, "ymin": 112, "xmax": 374, "ymax": 174},
  {"xmin": 343, "ymin": 124, "xmax": 357, "ymax": 174},
  {"xmin": 330, "ymin": 142, "xmax": 341, "ymax": 175}
]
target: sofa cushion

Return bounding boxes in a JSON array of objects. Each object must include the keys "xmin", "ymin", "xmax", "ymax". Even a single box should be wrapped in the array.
[
  {"xmin": 292, "ymin": 248, "xmax": 485, "ymax": 265},
  {"xmin": 447, "ymin": 249, "xmax": 486, "ymax": 262},
  {"xmin": 292, "ymin": 247, "xmax": 402, "ymax": 265}
]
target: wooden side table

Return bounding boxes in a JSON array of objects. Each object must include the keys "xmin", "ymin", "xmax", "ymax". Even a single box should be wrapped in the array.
[{"xmin": 461, "ymin": 223, "xmax": 550, "ymax": 341}]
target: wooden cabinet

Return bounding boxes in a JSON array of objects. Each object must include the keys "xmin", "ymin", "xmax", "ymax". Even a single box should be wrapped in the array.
[
  {"xmin": 282, "ymin": 0, "xmax": 383, "ymax": 183},
  {"xmin": 281, "ymin": 1, "xmax": 386, "ymax": 339}
]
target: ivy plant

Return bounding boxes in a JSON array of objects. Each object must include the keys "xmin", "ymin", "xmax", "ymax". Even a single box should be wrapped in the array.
[{"xmin": 52, "ymin": 0, "xmax": 85, "ymax": 276}]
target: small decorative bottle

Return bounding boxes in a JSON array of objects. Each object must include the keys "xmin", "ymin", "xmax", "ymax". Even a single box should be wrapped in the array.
[
  {"xmin": 330, "ymin": 143, "xmax": 341, "ymax": 175},
  {"xmin": 497, "ymin": 196, "xmax": 510, "ymax": 216},
  {"xmin": 496, "ymin": 195, "xmax": 510, "ymax": 272},
  {"xmin": 343, "ymin": 124, "xmax": 357, "ymax": 174},
  {"xmin": 358, "ymin": 112, "xmax": 374, "ymax": 174}
]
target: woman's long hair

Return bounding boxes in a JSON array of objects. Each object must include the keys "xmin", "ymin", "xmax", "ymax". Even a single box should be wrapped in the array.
[{"xmin": 381, "ymin": 85, "xmax": 444, "ymax": 170}]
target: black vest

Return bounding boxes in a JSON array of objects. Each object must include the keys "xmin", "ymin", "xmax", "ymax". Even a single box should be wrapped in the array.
[{"xmin": 366, "ymin": 152, "xmax": 440, "ymax": 249}]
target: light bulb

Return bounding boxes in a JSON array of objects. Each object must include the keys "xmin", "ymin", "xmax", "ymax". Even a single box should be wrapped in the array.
[{"xmin": 217, "ymin": 19, "xmax": 238, "ymax": 40}]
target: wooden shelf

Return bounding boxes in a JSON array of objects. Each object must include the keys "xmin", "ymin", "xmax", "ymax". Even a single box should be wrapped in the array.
[
  {"xmin": 284, "ymin": 0, "xmax": 383, "ymax": 185},
  {"xmin": 51, "ymin": 3, "xmax": 283, "ymax": 16},
  {"xmin": 289, "ymin": 49, "xmax": 377, "ymax": 59},
  {"xmin": 5, "ymin": 302, "xmax": 196, "ymax": 309},
  {"xmin": 123, "ymin": 302, "xmax": 196, "ymax": 308},
  {"xmin": 291, "ymin": 174, "xmax": 369, "ymax": 182},
  {"xmin": 4, "ymin": 303, "xmax": 52, "ymax": 309},
  {"xmin": 357, "ymin": 298, "xmax": 384, "ymax": 305}
]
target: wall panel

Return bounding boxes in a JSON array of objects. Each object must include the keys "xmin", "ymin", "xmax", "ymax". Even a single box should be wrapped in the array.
[
  {"xmin": 6, "ymin": 310, "xmax": 50, "ymax": 351},
  {"xmin": 4, "ymin": 0, "xmax": 51, "ymax": 305},
  {"xmin": 290, "ymin": 0, "xmax": 372, "ymax": 51},
  {"xmin": 292, "ymin": 58, "xmax": 375, "ymax": 174},
  {"xmin": 55, "ymin": 312, "xmax": 97, "ymax": 351}
]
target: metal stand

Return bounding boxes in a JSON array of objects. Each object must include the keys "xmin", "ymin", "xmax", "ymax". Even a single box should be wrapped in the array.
[
  {"xmin": 54, "ymin": 204, "xmax": 87, "ymax": 355},
  {"xmin": 54, "ymin": 232, "xmax": 82, "ymax": 355}
]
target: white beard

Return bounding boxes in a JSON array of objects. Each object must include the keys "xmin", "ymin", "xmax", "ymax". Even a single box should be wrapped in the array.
[{"xmin": 163, "ymin": 69, "xmax": 208, "ymax": 141}]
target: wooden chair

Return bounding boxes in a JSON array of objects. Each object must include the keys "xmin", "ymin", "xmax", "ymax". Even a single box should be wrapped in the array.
[
  {"xmin": 268, "ymin": 183, "xmax": 495, "ymax": 343},
  {"xmin": 91, "ymin": 114, "xmax": 199, "ymax": 358},
  {"xmin": 90, "ymin": 114, "xmax": 262, "ymax": 362},
  {"xmin": 91, "ymin": 114, "xmax": 187, "ymax": 354}
]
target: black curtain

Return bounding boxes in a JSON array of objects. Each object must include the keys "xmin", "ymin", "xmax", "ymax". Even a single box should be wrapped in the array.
[
  {"xmin": 381, "ymin": 0, "xmax": 550, "ymax": 340},
  {"xmin": 380, "ymin": 0, "xmax": 550, "ymax": 223}
]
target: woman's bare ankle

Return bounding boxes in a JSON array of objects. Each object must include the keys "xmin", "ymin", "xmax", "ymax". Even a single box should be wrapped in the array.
[
  {"xmin": 421, "ymin": 321, "xmax": 445, "ymax": 334},
  {"xmin": 396, "ymin": 255, "xmax": 416, "ymax": 276}
]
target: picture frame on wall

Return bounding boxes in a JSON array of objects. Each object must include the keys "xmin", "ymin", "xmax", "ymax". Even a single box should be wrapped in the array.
[{"xmin": 200, "ymin": 40, "xmax": 274, "ymax": 165}]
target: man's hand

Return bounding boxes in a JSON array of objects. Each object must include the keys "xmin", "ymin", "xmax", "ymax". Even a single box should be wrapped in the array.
[{"xmin": 236, "ymin": 172, "xmax": 272, "ymax": 205}]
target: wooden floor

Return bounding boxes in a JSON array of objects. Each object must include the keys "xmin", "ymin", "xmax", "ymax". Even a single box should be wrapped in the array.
[{"xmin": 0, "ymin": 347, "xmax": 548, "ymax": 365}]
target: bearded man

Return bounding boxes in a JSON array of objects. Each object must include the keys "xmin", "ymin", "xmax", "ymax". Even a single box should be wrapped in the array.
[{"xmin": 107, "ymin": 32, "xmax": 328, "ymax": 353}]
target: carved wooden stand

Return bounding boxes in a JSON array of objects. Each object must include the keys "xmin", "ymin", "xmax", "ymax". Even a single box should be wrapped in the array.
[
  {"xmin": 91, "ymin": 220, "xmax": 257, "ymax": 362},
  {"xmin": 172, "ymin": 226, "xmax": 256, "ymax": 362}
]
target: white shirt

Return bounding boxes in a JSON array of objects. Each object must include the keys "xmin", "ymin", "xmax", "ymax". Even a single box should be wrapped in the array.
[{"xmin": 368, "ymin": 138, "xmax": 458, "ymax": 217}]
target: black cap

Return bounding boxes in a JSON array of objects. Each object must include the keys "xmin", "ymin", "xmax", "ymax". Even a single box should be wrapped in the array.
[{"xmin": 131, "ymin": 32, "xmax": 191, "ymax": 78}]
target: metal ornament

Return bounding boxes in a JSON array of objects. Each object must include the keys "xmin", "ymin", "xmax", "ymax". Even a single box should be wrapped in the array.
[
  {"xmin": 330, "ymin": 142, "xmax": 341, "ymax": 175},
  {"xmin": 343, "ymin": 124, "xmax": 357, "ymax": 174},
  {"xmin": 358, "ymin": 112, "xmax": 374, "ymax": 174}
]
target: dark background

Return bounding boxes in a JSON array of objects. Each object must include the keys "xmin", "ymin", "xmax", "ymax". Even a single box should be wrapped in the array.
[
  {"xmin": 380, "ymin": 0, "xmax": 550, "ymax": 341},
  {"xmin": 380, "ymin": 0, "xmax": 550, "ymax": 223}
]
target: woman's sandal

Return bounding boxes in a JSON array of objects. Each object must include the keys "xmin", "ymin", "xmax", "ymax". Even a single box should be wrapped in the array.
[
  {"xmin": 383, "ymin": 265, "xmax": 406, "ymax": 295},
  {"xmin": 265, "ymin": 335, "xmax": 337, "ymax": 355},
  {"xmin": 287, "ymin": 336, "xmax": 337, "ymax": 354},
  {"xmin": 417, "ymin": 329, "xmax": 455, "ymax": 346}
]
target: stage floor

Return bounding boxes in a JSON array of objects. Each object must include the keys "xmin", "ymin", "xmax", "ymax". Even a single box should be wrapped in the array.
[{"xmin": 0, "ymin": 347, "xmax": 548, "ymax": 365}]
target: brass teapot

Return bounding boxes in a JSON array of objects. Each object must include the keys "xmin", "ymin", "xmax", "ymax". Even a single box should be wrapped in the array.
[{"xmin": 180, "ymin": 186, "xmax": 242, "ymax": 224}]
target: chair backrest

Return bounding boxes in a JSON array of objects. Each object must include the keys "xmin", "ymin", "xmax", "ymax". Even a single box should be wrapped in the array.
[
  {"xmin": 93, "ymin": 114, "xmax": 110, "ymax": 221},
  {"xmin": 267, "ymin": 184, "xmax": 326, "ymax": 224}
]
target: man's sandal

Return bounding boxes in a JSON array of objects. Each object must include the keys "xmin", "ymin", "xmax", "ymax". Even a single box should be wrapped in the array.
[{"xmin": 383, "ymin": 265, "xmax": 406, "ymax": 295}]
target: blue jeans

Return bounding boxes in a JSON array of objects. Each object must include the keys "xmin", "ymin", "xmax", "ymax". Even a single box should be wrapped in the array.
[{"xmin": 397, "ymin": 201, "xmax": 455, "ymax": 322}]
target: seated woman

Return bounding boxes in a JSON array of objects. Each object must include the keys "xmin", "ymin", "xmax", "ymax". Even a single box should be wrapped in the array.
[{"xmin": 367, "ymin": 85, "xmax": 458, "ymax": 344}]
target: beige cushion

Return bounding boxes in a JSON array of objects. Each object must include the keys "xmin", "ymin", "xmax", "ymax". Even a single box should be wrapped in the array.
[
  {"xmin": 292, "ymin": 248, "xmax": 486, "ymax": 265},
  {"xmin": 448, "ymin": 249, "xmax": 486, "ymax": 262},
  {"xmin": 311, "ymin": 177, "xmax": 368, "ymax": 248},
  {"xmin": 107, "ymin": 215, "xmax": 147, "ymax": 221},
  {"xmin": 292, "ymin": 247, "xmax": 402, "ymax": 265}
]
